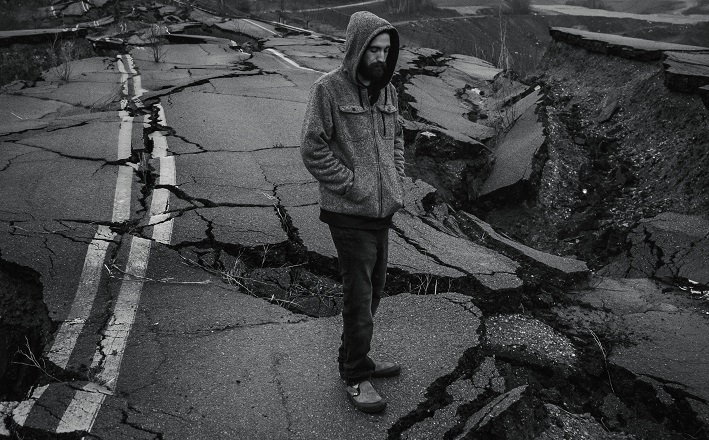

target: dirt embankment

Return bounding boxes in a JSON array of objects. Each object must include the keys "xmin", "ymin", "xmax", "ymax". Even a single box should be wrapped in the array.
[
  {"xmin": 0, "ymin": 254, "xmax": 53, "ymax": 402},
  {"xmin": 479, "ymin": 39, "xmax": 709, "ymax": 269}
]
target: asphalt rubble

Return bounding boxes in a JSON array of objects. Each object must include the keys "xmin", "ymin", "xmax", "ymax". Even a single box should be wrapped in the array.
[{"xmin": 1, "ymin": 1, "xmax": 709, "ymax": 439}]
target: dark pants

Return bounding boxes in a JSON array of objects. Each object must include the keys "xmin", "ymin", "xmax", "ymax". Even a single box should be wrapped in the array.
[{"xmin": 329, "ymin": 225, "xmax": 389, "ymax": 385}]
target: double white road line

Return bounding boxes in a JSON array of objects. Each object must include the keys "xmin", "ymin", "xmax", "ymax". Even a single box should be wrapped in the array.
[{"xmin": 11, "ymin": 54, "xmax": 176, "ymax": 436}]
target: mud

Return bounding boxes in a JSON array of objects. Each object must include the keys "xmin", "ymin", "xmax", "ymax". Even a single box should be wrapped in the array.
[{"xmin": 0, "ymin": 253, "xmax": 53, "ymax": 402}]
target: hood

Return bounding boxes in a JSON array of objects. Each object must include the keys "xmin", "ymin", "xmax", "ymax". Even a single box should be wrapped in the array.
[{"xmin": 343, "ymin": 11, "xmax": 400, "ymax": 89}]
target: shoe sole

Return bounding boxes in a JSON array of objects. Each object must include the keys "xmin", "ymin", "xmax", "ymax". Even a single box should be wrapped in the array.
[{"xmin": 347, "ymin": 394, "xmax": 387, "ymax": 414}]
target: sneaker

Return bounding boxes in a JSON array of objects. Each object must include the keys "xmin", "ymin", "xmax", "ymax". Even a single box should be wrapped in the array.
[
  {"xmin": 372, "ymin": 360, "xmax": 401, "ymax": 378},
  {"xmin": 345, "ymin": 380, "xmax": 387, "ymax": 413}
]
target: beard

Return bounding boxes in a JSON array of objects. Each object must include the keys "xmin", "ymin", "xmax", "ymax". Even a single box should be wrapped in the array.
[{"xmin": 358, "ymin": 60, "xmax": 387, "ymax": 82}]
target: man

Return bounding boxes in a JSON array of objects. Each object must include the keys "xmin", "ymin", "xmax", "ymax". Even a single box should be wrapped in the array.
[{"xmin": 300, "ymin": 11, "xmax": 406, "ymax": 414}]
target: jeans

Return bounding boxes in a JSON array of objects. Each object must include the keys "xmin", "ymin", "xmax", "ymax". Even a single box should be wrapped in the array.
[{"xmin": 329, "ymin": 225, "xmax": 389, "ymax": 385}]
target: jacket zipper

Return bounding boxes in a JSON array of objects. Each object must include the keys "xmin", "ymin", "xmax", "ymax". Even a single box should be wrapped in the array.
[
  {"xmin": 366, "ymin": 88, "xmax": 383, "ymax": 217},
  {"xmin": 381, "ymin": 87, "xmax": 388, "ymax": 137}
]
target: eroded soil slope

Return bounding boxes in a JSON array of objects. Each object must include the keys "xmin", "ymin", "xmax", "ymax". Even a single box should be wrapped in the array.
[{"xmin": 481, "ymin": 39, "xmax": 709, "ymax": 269}]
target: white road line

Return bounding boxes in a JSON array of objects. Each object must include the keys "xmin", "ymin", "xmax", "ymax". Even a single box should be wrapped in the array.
[
  {"xmin": 114, "ymin": 109, "xmax": 134, "ymax": 224},
  {"xmin": 148, "ymin": 103, "xmax": 175, "ymax": 245},
  {"xmin": 46, "ymin": 59, "xmax": 136, "ymax": 369},
  {"xmin": 14, "ymin": 54, "xmax": 140, "ymax": 435},
  {"xmin": 46, "ymin": 226, "xmax": 115, "ymax": 369},
  {"xmin": 11, "ymin": 385, "xmax": 48, "ymax": 427},
  {"xmin": 151, "ymin": 156, "xmax": 175, "ymax": 245},
  {"xmin": 243, "ymin": 18, "xmax": 278, "ymax": 35},
  {"xmin": 118, "ymin": 56, "xmax": 129, "ymax": 97},
  {"xmin": 264, "ymin": 48, "xmax": 324, "ymax": 73},
  {"xmin": 89, "ymin": 236, "xmax": 151, "ymax": 389},
  {"xmin": 150, "ymin": 129, "xmax": 168, "ymax": 158},
  {"xmin": 50, "ymin": 54, "xmax": 174, "ymax": 435},
  {"xmin": 55, "ymin": 383, "xmax": 107, "ymax": 433}
]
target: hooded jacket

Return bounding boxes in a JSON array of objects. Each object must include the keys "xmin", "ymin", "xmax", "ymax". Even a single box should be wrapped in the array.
[{"xmin": 300, "ymin": 11, "xmax": 405, "ymax": 223}]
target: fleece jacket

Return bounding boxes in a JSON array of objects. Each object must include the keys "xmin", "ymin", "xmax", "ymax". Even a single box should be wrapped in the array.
[{"xmin": 300, "ymin": 11, "xmax": 406, "ymax": 220}]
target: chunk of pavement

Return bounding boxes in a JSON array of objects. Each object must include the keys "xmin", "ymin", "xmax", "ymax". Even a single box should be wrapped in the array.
[
  {"xmin": 484, "ymin": 314, "xmax": 577, "ymax": 367},
  {"xmin": 288, "ymin": 204, "xmax": 337, "ymax": 258},
  {"xmin": 455, "ymin": 385, "xmax": 528, "ymax": 439},
  {"xmin": 42, "ymin": 57, "xmax": 118, "ymax": 83},
  {"xmin": 573, "ymin": 277, "xmax": 681, "ymax": 316},
  {"xmin": 403, "ymin": 356, "xmax": 507, "ymax": 438},
  {"xmin": 62, "ymin": 1, "xmax": 92, "ymax": 16},
  {"xmin": 447, "ymin": 54, "xmax": 501, "ymax": 81},
  {"xmin": 252, "ymin": 146, "xmax": 315, "ymax": 186},
  {"xmin": 549, "ymin": 27, "xmax": 707, "ymax": 61},
  {"xmin": 663, "ymin": 51, "xmax": 709, "ymax": 93},
  {"xmin": 17, "ymin": 117, "xmax": 124, "ymax": 161},
  {"xmin": 290, "ymin": 202, "xmax": 511, "ymax": 282},
  {"xmin": 189, "ymin": 8, "xmax": 222, "ymax": 25},
  {"xmin": 405, "ymin": 75, "xmax": 495, "ymax": 142},
  {"xmin": 600, "ymin": 212, "xmax": 709, "ymax": 285},
  {"xmin": 208, "ymin": 75, "xmax": 311, "ymax": 103},
  {"xmin": 16, "ymin": 80, "xmax": 122, "ymax": 108},
  {"xmin": 160, "ymin": 92, "xmax": 305, "ymax": 152},
  {"xmin": 173, "ymin": 151, "xmax": 275, "ymax": 208},
  {"xmin": 598, "ymin": 283, "xmax": 709, "ymax": 401},
  {"xmin": 263, "ymin": 36, "xmax": 329, "ymax": 47},
  {"xmin": 164, "ymin": 33, "xmax": 238, "ymax": 47},
  {"xmin": 403, "ymin": 119, "xmax": 489, "ymax": 148},
  {"xmin": 481, "ymin": 90, "xmax": 543, "ymax": 196},
  {"xmin": 290, "ymin": 202, "xmax": 468, "ymax": 277},
  {"xmin": 0, "ymin": 95, "xmax": 74, "ymax": 122},
  {"xmin": 393, "ymin": 211, "xmax": 522, "ymax": 291},
  {"xmin": 402, "ymin": 377, "xmax": 483, "ymax": 440},
  {"xmin": 456, "ymin": 211, "xmax": 589, "ymax": 284},
  {"xmin": 471, "ymin": 356, "xmax": 505, "ymax": 393},
  {"xmin": 215, "ymin": 19, "xmax": 279, "ymax": 40},
  {"xmin": 275, "ymin": 181, "xmax": 319, "ymax": 207},
  {"xmin": 172, "ymin": 207, "xmax": 288, "ymax": 248},
  {"xmin": 131, "ymin": 43, "xmax": 250, "ymax": 69},
  {"xmin": 389, "ymin": 231, "xmax": 466, "ymax": 278},
  {"xmin": 401, "ymin": 176, "xmax": 437, "ymax": 216},
  {"xmin": 396, "ymin": 47, "xmax": 442, "ymax": 71},
  {"xmin": 536, "ymin": 403, "xmax": 635, "ymax": 440}
]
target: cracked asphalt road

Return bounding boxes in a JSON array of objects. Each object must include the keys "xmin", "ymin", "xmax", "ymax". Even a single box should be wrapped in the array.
[{"xmin": 3, "ymin": 7, "xmax": 708, "ymax": 439}]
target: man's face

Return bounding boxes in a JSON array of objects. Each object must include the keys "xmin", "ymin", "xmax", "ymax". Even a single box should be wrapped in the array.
[{"xmin": 358, "ymin": 32, "xmax": 391, "ymax": 83}]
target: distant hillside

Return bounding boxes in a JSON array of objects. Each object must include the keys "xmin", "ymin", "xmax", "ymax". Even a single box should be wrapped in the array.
[
  {"xmin": 433, "ymin": 0, "xmax": 709, "ymax": 14},
  {"xmin": 282, "ymin": 2, "xmax": 709, "ymax": 76}
]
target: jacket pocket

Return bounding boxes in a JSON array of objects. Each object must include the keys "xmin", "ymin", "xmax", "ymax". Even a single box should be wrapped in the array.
[
  {"xmin": 344, "ymin": 165, "xmax": 372, "ymax": 204},
  {"xmin": 376, "ymin": 104, "xmax": 397, "ymax": 139},
  {"xmin": 338, "ymin": 105, "xmax": 369, "ymax": 141},
  {"xmin": 380, "ymin": 149, "xmax": 404, "ymax": 215}
]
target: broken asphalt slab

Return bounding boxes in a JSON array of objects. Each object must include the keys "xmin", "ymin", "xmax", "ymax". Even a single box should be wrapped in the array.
[
  {"xmin": 549, "ymin": 27, "xmax": 709, "ymax": 108},
  {"xmin": 600, "ymin": 212, "xmax": 709, "ymax": 287},
  {"xmin": 480, "ymin": 89, "xmax": 543, "ymax": 197},
  {"xmin": 663, "ymin": 51, "xmax": 709, "ymax": 93},
  {"xmin": 569, "ymin": 277, "xmax": 709, "ymax": 402},
  {"xmin": 549, "ymin": 27, "xmax": 708, "ymax": 61}
]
